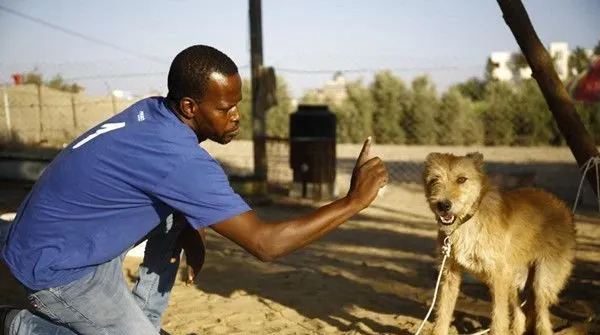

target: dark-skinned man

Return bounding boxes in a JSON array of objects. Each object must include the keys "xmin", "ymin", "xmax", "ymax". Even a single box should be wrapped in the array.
[{"xmin": 0, "ymin": 45, "xmax": 388, "ymax": 335}]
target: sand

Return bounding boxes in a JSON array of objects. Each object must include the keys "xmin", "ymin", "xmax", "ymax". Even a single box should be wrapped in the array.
[
  {"xmin": 2, "ymin": 181, "xmax": 599, "ymax": 335},
  {"xmin": 1, "ymin": 142, "xmax": 600, "ymax": 334}
]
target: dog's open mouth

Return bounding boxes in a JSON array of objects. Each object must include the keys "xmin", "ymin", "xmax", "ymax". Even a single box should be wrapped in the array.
[{"xmin": 438, "ymin": 213, "xmax": 456, "ymax": 225}]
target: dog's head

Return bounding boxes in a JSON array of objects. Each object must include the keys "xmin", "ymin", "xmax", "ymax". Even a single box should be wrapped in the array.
[{"xmin": 423, "ymin": 152, "xmax": 486, "ymax": 231}]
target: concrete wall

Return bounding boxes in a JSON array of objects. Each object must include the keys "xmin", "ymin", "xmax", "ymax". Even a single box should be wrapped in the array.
[{"xmin": 0, "ymin": 84, "xmax": 135, "ymax": 146}]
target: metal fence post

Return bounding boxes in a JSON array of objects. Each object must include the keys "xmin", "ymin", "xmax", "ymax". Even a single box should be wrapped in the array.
[
  {"xmin": 2, "ymin": 84, "xmax": 12, "ymax": 142},
  {"xmin": 36, "ymin": 83, "xmax": 44, "ymax": 143},
  {"xmin": 71, "ymin": 93, "xmax": 78, "ymax": 135}
]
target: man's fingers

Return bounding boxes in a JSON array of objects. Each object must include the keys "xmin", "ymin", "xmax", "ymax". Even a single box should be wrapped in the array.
[
  {"xmin": 185, "ymin": 265, "xmax": 195, "ymax": 285},
  {"xmin": 378, "ymin": 169, "xmax": 389, "ymax": 185},
  {"xmin": 359, "ymin": 156, "xmax": 383, "ymax": 170},
  {"xmin": 357, "ymin": 136, "xmax": 372, "ymax": 166},
  {"xmin": 359, "ymin": 157, "xmax": 388, "ymax": 186}
]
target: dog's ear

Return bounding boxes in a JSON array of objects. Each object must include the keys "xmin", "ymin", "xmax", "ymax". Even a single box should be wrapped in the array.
[
  {"xmin": 424, "ymin": 153, "xmax": 442, "ymax": 185},
  {"xmin": 466, "ymin": 152, "xmax": 484, "ymax": 168},
  {"xmin": 425, "ymin": 152, "xmax": 442, "ymax": 165}
]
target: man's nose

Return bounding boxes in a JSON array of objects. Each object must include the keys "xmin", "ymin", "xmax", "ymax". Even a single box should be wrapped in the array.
[{"xmin": 230, "ymin": 106, "xmax": 240, "ymax": 122}]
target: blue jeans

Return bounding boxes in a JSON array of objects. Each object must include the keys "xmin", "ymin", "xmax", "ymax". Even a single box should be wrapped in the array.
[{"xmin": 1, "ymin": 215, "xmax": 183, "ymax": 335}]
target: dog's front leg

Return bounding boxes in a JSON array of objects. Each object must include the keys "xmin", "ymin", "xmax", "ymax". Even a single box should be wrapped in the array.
[
  {"xmin": 489, "ymin": 274, "xmax": 510, "ymax": 335},
  {"xmin": 432, "ymin": 260, "xmax": 461, "ymax": 335}
]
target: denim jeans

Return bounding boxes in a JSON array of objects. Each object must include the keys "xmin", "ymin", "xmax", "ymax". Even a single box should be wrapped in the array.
[{"xmin": 1, "ymin": 215, "xmax": 183, "ymax": 335}]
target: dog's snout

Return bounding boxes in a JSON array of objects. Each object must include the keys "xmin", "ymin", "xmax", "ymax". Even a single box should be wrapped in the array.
[{"xmin": 437, "ymin": 200, "xmax": 452, "ymax": 212}]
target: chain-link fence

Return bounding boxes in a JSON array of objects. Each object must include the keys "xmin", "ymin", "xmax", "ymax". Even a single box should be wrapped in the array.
[{"xmin": 1, "ymin": 75, "xmax": 599, "ymax": 209}]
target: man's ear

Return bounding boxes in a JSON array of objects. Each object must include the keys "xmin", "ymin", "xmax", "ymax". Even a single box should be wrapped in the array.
[{"xmin": 179, "ymin": 97, "xmax": 196, "ymax": 119}]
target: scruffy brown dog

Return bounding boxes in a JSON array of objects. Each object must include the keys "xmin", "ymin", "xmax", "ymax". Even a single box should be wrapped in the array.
[{"xmin": 423, "ymin": 152, "xmax": 576, "ymax": 335}]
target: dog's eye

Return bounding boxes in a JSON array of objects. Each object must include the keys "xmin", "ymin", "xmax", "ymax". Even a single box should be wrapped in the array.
[{"xmin": 457, "ymin": 176, "xmax": 467, "ymax": 184}]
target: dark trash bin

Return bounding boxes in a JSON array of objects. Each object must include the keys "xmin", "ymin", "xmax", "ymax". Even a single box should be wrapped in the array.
[{"xmin": 289, "ymin": 104, "xmax": 337, "ymax": 200}]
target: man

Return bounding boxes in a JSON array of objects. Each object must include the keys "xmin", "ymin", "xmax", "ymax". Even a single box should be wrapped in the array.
[{"xmin": 0, "ymin": 45, "xmax": 388, "ymax": 335}]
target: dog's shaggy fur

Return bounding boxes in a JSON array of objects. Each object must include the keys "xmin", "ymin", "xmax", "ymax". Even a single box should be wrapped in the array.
[{"xmin": 423, "ymin": 152, "xmax": 576, "ymax": 335}]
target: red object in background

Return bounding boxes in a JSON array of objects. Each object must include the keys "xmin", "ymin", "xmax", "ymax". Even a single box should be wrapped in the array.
[
  {"xmin": 11, "ymin": 73, "xmax": 23, "ymax": 85},
  {"xmin": 567, "ymin": 58, "xmax": 600, "ymax": 103}
]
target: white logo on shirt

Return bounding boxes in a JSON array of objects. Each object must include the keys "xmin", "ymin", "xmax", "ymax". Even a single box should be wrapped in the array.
[
  {"xmin": 137, "ymin": 111, "xmax": 145, "ymax": 122},
  {"xmin": 73, "ymin": 122, "xmax": 126, "ymax": 149}
]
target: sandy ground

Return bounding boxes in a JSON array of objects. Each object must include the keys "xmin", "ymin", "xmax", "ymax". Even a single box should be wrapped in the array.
[
  {"xmin": 1, "ymin": 177, "xmax": 599, "ymax": 334},
  {"xmin": 1, "ymin": 143, "xmax": 600, "ymax": 334}
]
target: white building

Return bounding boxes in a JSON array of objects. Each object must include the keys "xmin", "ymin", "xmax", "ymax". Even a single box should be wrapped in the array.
[
  {"xmin": 489, "ymin": 42, "xmax": 586, "ymax": 82},
  {"xmin": 490, "ymin": 51, "xmax": 513, "ymax": 81},
  {"xmin": 303, "ymin": 72, "xmax": 348, "ymax": 105},
  {"xmin": 549, "ymin": 42, "xmax": 569, "ymax": 80}
]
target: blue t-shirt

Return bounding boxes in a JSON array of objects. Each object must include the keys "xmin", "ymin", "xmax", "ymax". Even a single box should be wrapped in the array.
[{"xmin": 2, "ymin": 97, "xmax": 251, "ymax": 290}]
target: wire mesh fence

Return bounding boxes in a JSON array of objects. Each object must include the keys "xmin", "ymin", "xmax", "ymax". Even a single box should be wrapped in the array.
[{"xmin": 1, "ymin": 73, "xmax": 599, "ymax": 209}]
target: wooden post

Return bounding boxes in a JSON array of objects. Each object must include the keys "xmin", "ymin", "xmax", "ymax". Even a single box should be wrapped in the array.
[
  {"xmin": 111, "ymin": 93, "xmax": 117, "ymax": 115},
  {"xmin": 249, "ymin": 0, "xmax": 267, "ymax": 181},
  {"xmin": 497, "ymin": 0, "xmax": 599, "ymax": 196},
  {"xmin": 36, "ymin": 83, "xmax": 44, "ymax": 143},
  {"xmin": 71, "ymin": 93, "xmax": 79, "ymax": 135},
  {"xmin": 2, "ymin": 85, "xmax": 12, "ymax": 142}
]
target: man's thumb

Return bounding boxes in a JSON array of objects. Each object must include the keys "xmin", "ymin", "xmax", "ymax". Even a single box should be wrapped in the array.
[{"xmin": 357, "ymin": 136, "xmax": 372, "ymax": 166}]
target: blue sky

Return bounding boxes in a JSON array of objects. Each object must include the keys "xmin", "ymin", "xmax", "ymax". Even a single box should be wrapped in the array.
[{"xmin": 0, "ymin": 0, "xmax": 598, "ymax": 98}]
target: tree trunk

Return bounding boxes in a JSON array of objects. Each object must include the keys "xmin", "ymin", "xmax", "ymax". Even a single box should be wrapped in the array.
[{"xmin": 497, "ymin": 0, "xmax": 599, "ymax": 197}]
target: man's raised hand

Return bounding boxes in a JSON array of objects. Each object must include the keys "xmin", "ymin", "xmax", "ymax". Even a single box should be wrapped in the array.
[{"xmin": 348, "ymin": 137, "xmax": 388, "ymax": 209}]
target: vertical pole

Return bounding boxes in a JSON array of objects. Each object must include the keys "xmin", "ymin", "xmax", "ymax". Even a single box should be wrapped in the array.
[
  {"xmin": 71, "ymin": 93, "xmax": 78, "ymax": 135},
  {"xmin": 105, "ymin": 82, "xmax": 117, "ymax": 115},
  {"xmin": 249, "ymin": 0, "xmax": 267, "ymax": 181},
  {"xmin": 2, "ymin": 85, "xmax": 12, "ymax": 142},
  {"xmin": 497, "ymin": 0, "xmax": 599, "ymax": 196},
  {"xmin": 37, "ymin": 83, "xmax": 43, "ymax": 143}
]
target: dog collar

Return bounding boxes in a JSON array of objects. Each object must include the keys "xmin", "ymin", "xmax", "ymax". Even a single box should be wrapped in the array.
[{"xmin": 459, "ymin": 191, "xmax": 484, "ymax": 225}]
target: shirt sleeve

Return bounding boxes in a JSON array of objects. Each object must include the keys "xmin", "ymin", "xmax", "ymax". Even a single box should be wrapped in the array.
[{"xmin": 153, "ymin": 156, "xmax": 251, "ymax": 229}]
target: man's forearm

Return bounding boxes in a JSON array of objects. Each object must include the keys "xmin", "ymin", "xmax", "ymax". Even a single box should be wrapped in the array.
[{"xmin": 259, "ymin": 195, "xmax": 363, "ymax": 260}]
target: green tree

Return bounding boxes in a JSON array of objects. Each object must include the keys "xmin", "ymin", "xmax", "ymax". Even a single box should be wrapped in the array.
[
  {"xmin": 370, "ymin": 71, "xmax": 409, "ymax": 144},
  {"xmin": 404, "ymin": 75, "xmax": 439, "ymax": 145},
  {"xmin": 237, "ymin": 78, "xmax": 253, "ymax": 140},
  {"xmin": 437, "ymin": 87, "xmax": 484, "ymax": 145},
  {"xmin": 22, "ymin": 71, "xmax": 84, "ymax": 93},
  {"xmin": 509, "ymin": 52, "xmax": 529, "ymax": 81},
  {"xmin": 299, "ymin": 90, "xmax": 323, "ymax": 105},
  {"xmin": 230, "ymin": 77, "xmax": 294, "ymax": 140},
  {"xmin": 47, "ymin": 75, "xmax": 84, "ymax": 93},
  {"xmin": 481, "ymin": 81, "xmax": 517, "ymax": 145},
  {"xmin": 568, "ymin": 47, "xmax": 591, "ymax": 77},
  {"xmin": 23, "ymin": 70, "xmax": 43, "ymax": 86},
  {"xmin": 335, "ymin": 79, "xmax": 374, "ymax": 143},
  {"xmin": 453, "ymin": 77, "xmax": 487, "ymax": 102},
  {"xmin": 574, "ymin": 102, "xmax": 600, "ymax": 145},
  {"xmin": 594, "ymin": 40, "xmax": 600, "ymax": 56},
  {"xmin": 464, "ymin": 102, "xmax": 486, "ymax": 146},
  {"xmin": 587, "ymin": 104, "xmax": 600, "ymax": 145},
  {"xmin": 512, "ymin": 80, "xmax": 553, "ymax": 145},
  {"xmin": 266, "ymin": 76, "xmax": 294, "ymax": 138},
  {"xmin": 484, "ymin": 57, "xmax": 499, "ymax": 82}
]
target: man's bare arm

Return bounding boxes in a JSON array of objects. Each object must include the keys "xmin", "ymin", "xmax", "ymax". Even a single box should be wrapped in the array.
[{"xmin": 211, "ymin": 137, "xmax": 387, "ymax": 261}]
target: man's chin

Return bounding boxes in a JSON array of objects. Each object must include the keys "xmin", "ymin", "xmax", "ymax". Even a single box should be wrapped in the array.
[{"xmin": 213, "ymin": 136, "xmax": 234, "ymax": 145}]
